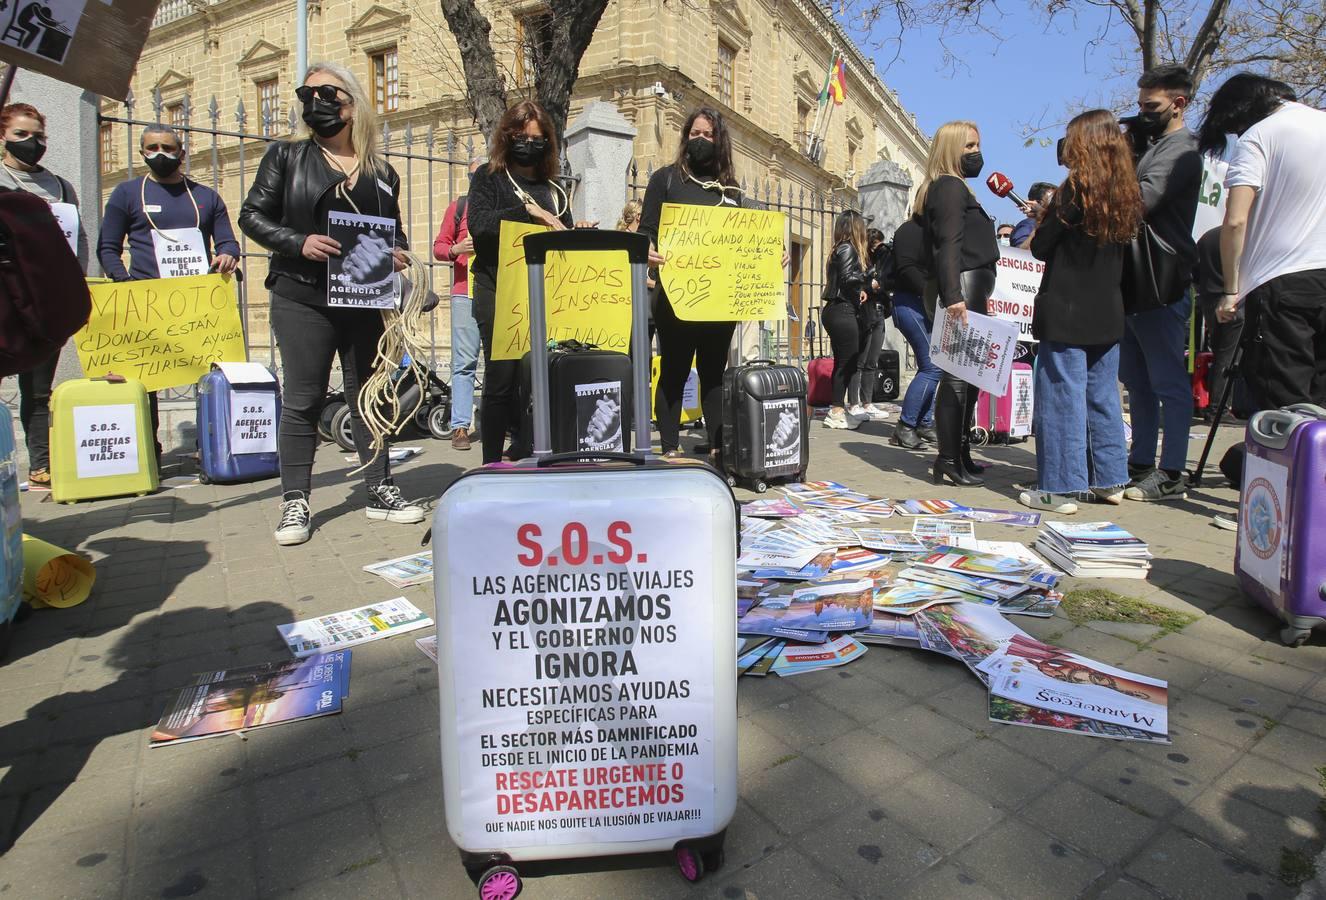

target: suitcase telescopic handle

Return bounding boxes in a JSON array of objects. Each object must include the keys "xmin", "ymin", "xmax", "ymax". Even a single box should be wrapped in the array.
[
  {"xmin": 1249, "ymin": 406, "xmax": 1326, "ymax": 450},
  {"xmin": 524, "ymin": 229, "xmax": 654, "ymax": 461},
  {"xmin": 536, "ymin": 451, "xmax": 646, "ymax": 468}
]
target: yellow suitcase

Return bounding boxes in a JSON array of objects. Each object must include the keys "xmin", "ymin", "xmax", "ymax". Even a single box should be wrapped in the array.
[
  {"xmin": 50, "ymin": 375, "xmax": 159, "ymax": 503},
  {"xmin": 650, "ymin": 355, "xmax": 703, "ymax": 424}
]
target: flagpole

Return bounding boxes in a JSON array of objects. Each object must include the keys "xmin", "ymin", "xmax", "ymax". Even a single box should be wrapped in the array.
[{"xmin": 808, "ymin": 48, "xmax": 836, "ymax": 158}]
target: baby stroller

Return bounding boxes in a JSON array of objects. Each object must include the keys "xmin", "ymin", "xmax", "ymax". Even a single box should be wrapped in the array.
[{"xmin": 318, "ymin": 356, "xmax": 453, "ymax": 451}]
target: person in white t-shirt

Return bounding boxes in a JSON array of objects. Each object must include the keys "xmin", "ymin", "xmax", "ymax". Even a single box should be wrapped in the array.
[{"xmin": 1198, "ymin": 73, "xmax": 1326, "ymax": 410}]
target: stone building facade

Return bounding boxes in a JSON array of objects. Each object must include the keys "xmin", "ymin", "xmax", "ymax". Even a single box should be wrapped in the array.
[{"xmin": 99, "ymin": 0, "xmax": 929, "ymax": 358}]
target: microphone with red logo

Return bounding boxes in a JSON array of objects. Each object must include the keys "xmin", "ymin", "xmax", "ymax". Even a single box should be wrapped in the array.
[{"xmin": 985, "ymin": 172, "xmax": 1029, "ymax": 212}]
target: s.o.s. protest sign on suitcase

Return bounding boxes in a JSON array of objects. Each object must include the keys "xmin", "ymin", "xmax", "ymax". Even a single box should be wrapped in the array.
[
  {"xmin": 575, "ymin": 381, "xmax": 625, "ymax": 453},
  {"xmin": 762, "ymin": 397, "xmax": 802, "ymax": 470},
  {"xmin": 229, "ymin": 392, "xmax": 278, "ymax": 454}
]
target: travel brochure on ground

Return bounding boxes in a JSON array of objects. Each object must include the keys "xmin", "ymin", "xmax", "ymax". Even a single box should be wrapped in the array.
[
  {"xmin": 276, "ymin": 598, "xmax": 433, "ymax": 657},
  {"xmin": 362, "ymin": 551, "xmax": 435, "ymax": 588},
  {"xmin": 736, "ymin": 481, "xmax": 1166, "ymax": 741}
]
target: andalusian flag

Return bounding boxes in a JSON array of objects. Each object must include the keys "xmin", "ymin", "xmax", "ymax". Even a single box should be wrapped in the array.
[{"xmin": 818, "ymin": 54, "xmax": 847, "ymax": 107}]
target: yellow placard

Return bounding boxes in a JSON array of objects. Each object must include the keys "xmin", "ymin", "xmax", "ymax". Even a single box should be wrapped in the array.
[
  {"xmin": 491, "ymin": 221, "xmax": 633, "ymax": 361},
  {"xmin": 75, "ymin": 273, "xmax": 247, "ymax": 392},
  {"xmin": 22, "ymin": 535, "xmax": 96, "ymax": 609},
  {"xmin": 657, "ymin": 203, "xmax": 786, "ymax": 322}
]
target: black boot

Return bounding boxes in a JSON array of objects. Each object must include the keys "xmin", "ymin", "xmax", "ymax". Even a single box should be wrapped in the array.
[
  {"xmin": 890, "ymin": 422, "xmax": 924, "ymax": 450},
  {"xmin": 933, "ymin": 380, "xmax": 983, "ymax": 486},
  {"xmin": 916, "ymin": 425, "xmax": 937, "ymax": 444},
  {"xmin": 959, "ymin": 386, "xmax": 989, "ymax": 475},
  {"xmin": 961, "ymin": 442, "xmax": 990, "ymax": 476}
]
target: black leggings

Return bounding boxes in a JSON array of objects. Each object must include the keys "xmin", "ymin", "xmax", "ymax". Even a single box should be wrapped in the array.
[
  {"xmin": 821, "ymin": 300, "xmax": 861, "ymax": 407},
  {"xmin": 472, "ymin": 272, "xmax": 522, "ymax": 465},
  {"xmin": 271, "ymin": 295, "xmax": 388, "ymax": 495},
  {"xmin": 18, "ymin": 348, "xmax": 59, "ymax": 471},
  {"xmin": 654, "ymin": 291, "xmax": 735, "ymax": 452}
]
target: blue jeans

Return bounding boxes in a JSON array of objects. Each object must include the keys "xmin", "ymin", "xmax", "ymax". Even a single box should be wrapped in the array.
[
  {"xmin": 1034, "ymin": 340, "xmax": 1129, "ymax": 494},
  {"xmin": 449, "ymin": 294, "xmax": 480, "ymax": 430},
  {"xmin": 891, "ymin": 292, "xmax": 939, "ymax": 427},
  {"xmin": 1118, "ymin": 296, "xmax": 1193, "ymax": 472}
]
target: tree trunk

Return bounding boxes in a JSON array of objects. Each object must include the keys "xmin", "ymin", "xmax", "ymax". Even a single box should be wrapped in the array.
[
  {"xmin": 437, "ymin": 0, "xmax": 508, "ymax": 137},
  {"xmin": 536, "ymin": 0, "xmax": 614, "ymax": 140}
]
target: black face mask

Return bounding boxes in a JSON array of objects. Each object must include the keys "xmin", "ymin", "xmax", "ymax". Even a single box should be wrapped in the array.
[
  {"xmin": 686, "ymin": 136, "xmax": 717, "ymax": 170},
  {"xmin": 509, "ymin": 137, "xmax": 547, "ymax": 166},
  {"xmin": 1138, "ymin": 106, "xmax": 1176, "ymax": 136},
  {"xmin": 959, "ymin": 151, "xmax": 984, "ymax": 179},
  {"xmin": 6, "ymin": 136, "xmax": 45, "ymax": 167},
  {"xmin": 1055, "ymin": 137, "xmax": 1067, "ymax": 167},
  {"xmin": 302, "ymin": 99, "xmax": 348, "ymax": 138},
  {"xmin": 144, "ymin": 151, "xmax": 182, "ymax": 179}
]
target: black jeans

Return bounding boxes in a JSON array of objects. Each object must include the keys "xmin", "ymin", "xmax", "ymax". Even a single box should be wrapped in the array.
[
  {"xmin": 1245, "ymin": 268, "xmax": 1326, "ymax": 409},
  {"xmin": 270, "ymin": 295, "xmax": 388, "ymax": 495},
  {"xmin": 849, "ymin": 300, "xmax": 888, "ymax": 407},
  {"xmin": 1200, "ymin": 295, "xmax": 1245, "ymax": 414},
  {"xmin": 472, "ymin": 270, "xmax": 523, "ymax": 465},
  {"xmin": 654, "ymin": 291, "xmax": 735, "ymax": 452},
  {"xmin": 821, "ymin": 300, "xmax": 861, "ymax": 408},
  {"xmin": 18, "ymin": 348, "xmax": 59, "ymax": 471}
]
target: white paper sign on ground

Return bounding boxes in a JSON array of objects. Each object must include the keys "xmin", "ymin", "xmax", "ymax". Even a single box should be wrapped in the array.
[
  {"xmin": 930, "ymin": 309, "xmax": 1020, "ymax": 397},
  {"xmin": 151, "ymin": 227, "xmax": 209, "ymax": 278},
  {"xmin": 230, "ymin": 391, "xmax": 277, "ymax": 455},
  {"xmin": 989, "ymin": 247, "xmax": 1043, "ymax": 343},
  {"xmin": 72, "ymin": 403, "xmax": 140, "ymax": 479},
  {"xmin": 1239, "ymin": 451, "xmax": 1288, "ymax": 597},
  {"xmin": 447, "ymin": 497, "xmax": 716, "ymax": 849}
]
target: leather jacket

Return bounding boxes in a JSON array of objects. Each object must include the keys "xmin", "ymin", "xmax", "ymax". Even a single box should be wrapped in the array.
[
  {"xmin": 823, "ymin": 241, "xmax": 865, "ymax": 304},
  {"xmin": 238, "ymin": 138, "xmax": 407, "ymax": 289}
]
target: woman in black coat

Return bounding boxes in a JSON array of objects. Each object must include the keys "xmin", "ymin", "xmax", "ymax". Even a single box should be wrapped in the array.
[
  {"xmin": 820, "ymin": 210, "xmax": 870, "ymax": 430},
  {"xmin": 240, "ymin": 61, "xmax": 421, "ymax": 546}
]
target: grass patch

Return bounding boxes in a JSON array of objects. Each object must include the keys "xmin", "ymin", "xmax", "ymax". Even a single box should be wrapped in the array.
[
  {"xmin": 769, "ymin": 753, "xmax": 799, "ymax": 770},
  {"xmin": 1279, "ymin": 846, "xmax": 1316, "ymax": 886},
  {"xmin": 1060, "ymin": 589, "xmax": 1197, "ymax": 634},
  {"xmin": 337, "ymin": 855, "xmax": 382, "ymax": 877}
]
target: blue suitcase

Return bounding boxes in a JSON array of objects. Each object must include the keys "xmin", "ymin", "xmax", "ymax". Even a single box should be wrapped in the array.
[
  {"xmin": 196, "ymin": 363, "xmax": 282, "ymax": 484},
  {"xmin": 1, "ymin": 405, "xmax": 22, "ymax": 633}
]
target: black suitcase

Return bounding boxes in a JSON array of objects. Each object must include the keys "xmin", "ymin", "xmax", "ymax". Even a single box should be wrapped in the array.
[
  {"xmin": 721, "ymin": 360, "xmax": 809, "ymax": 492},
  {"xmin": 872, "ymin": 349, "xmax": 901, "ymax": 402},
  {"xmin": 518, "ymin": 341, "xmax": 633, "ymax": 454}
]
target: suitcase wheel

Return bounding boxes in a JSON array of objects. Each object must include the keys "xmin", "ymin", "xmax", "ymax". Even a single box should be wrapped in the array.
[
  {"xmin": 725, "ymin": 475, "xmax": 737, "ymax": 489},
  {"xmin": 476, "ymin": 864, "xmax": 522, "ymax": 900},
  {"xmin": 427, "ymin": 404, "xmax": 452, "ymax": 441},
  {"xmin": 675, "ymin": 844, "xmax": 706, "ymax": 883},
  {"xmin": 198, "ymin": 472, "xmax": 211, "ymax": 485},
  {"xmin": 1280, "ymin": 626, "xmax": 1312, "ymax": 648},
  {"xmin": 702, "ymin": 847, "xmax": 725, "ymax": 872}
]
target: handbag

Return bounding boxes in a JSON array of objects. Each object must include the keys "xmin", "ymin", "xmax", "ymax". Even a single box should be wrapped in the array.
[
  {"xmin": 396, "ymin": 272, "xmax": 441, "ymax": 314},
  {"xmin": 1122, "ymin": 223, "xmax": 1191, "ymax": 315}
]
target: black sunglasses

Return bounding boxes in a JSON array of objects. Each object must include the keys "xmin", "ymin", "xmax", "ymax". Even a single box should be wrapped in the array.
[{"xmin": 295, "ymin": 84, "xmax": 352, "ymax": 105}]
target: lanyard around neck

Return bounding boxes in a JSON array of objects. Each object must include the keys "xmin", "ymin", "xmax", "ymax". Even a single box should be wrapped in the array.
[
  {"xmin": 507, "ymin": 168, "xmax": 568, "ymax": 219},
  {"xmin": 685, "ymin": 171, "xmax": 740, "ymax": 205},
  {"xmin": 321, "ymin": 145, "xmax": 384, "ymax": 217},
  {"xmin": 3, "ymin": 163, "xmax": 68, "ymax": 203},
  {"xmin": 141, "ymin": 175, "xmax": 200, "ymax": 234}
]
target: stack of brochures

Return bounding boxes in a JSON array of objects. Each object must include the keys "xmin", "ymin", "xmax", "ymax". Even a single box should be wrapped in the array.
[{"xmin": 1033, "ymin": 521, "xmax": 1153, "ymax": 579}]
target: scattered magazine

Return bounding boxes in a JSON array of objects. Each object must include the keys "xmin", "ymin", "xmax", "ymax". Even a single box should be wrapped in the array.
[
  {"xmin": 853, "ymin": 529, "xmax": 930, "ymax": 554},
  {"xmin": 742, "ymin": 498, "xmax": 802, "ymax": 518},
  {"xmin": 960, "ymin": 507, "xmax": 1042, "ymax": 527},
  {"xmin": 912, "ymin": 546, "xmax": 1050, "ymax": 584},
  {"xmin": 892, "ymin": 499, "xmax": 970, "ymax": 517},
  {"xmin": 362, "ymin": 552, "xmax": 434, "ymax": 588},
  {"xmin": 416, "ymin": 635, "xmax": 438, "ymax": 663},
  {"xmin": 771, "ymin": 635, "xmax": 867, "ymax": 676},
  {"xmin": 858, "ymin": 610, "xmax": 922, "ymax": 646},
  {"xmin": 151, "ymin": 651, "xmax": 351, "ymax": 746},
  {"xmin": 911, "ymin": 518, "xmax": 976, "ymax": 540},
  {"xmin": 873, "ymin": 581, "xmax": 971, "ymax": 615},
  {"xmin": 277, "ymin": 598, "xmax": 433, "ymax": 657}
]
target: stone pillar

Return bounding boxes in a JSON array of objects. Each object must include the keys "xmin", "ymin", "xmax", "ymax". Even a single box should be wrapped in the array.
[
  {"xmin": 857, "ymin": 159, "xmax": 912, "ymax": 237},
  {"xmin": 564, "ymin": 101, "xmax": 637, "ymax": 228},
  {"xmin": 10, "ymin": 70, "xmax": 100, "ymax": 388}
]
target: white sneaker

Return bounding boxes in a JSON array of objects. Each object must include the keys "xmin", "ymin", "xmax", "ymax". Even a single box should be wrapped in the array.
[
  {"xmin": 1018, "ymin": 491, "xmax": 1078, "ymax": 514},
  {"xmin": 823, "ymin": 409, "xmax": 859, "ymax": 430},
  {"xmin": 848, "ymin": 405, "xmax": 868, "ymax": 418},
  {"xmin": 863, "ymin": 404, "xmax": 890, "ymax": 422},
  {"xmin": 275, "ymin": 492, "xmax": 312, "ymax": 545},
  {"xmin": 367, "ymin": 482, "xmax": 427, "ymax": 524},
  {"xmin": 1090, "ymin": 486, "xmax": 1125, "ymax": 505}
]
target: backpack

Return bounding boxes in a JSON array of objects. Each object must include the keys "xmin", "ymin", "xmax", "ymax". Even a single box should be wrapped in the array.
[{"xmin": 0, "ymin": 189, "xmax": 92, "ymax": 378}]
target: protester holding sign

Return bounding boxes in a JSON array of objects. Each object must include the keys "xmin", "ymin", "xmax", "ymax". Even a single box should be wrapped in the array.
[
  {"xmin": 639, "ymin": 107, "xmax": 746, "ymax": 462},
  {"xmin": 96, "ymin": 123, "xmax": 241, "ymax": 457},
  {"xmin": 917, "ymin": 120, "xmax": 1000, "ymax": 487},
  {"xmin": 466, "ymin": 100, "xmax": 576, "ymax": 464},
  {"xmin": 1019, "ymin": 110, "xmax": 1142, "ymax": 514},
  {"xmin": 2, "ymin": 102, "xmax": 87, "ymax": 488},
  {"xmin": 239, "ymin": 61, "xmax": 421, "ymax": 546}
]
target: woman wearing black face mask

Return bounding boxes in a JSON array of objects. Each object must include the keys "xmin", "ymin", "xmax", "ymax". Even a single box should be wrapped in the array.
[
  {"xmin": 638, "ymin": 107, "xmax": 747, "ymax": 462},
  {"xmin": 915, "ymin": 120, "xmax": 1000, "ymax": 486},
  {"xmin": 1, "ymin": 102, "xmax": 87, "ymax": 489},
  {"xmin": 240, "ymin": 61, "xmax": 422, "ymax": 547},
  {"xmin": 466, "ymin": 100, "xmax": 576, "ymax": 464}
]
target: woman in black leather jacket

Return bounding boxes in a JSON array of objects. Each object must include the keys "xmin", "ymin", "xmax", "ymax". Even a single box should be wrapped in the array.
[
  {"xmin": 821, "ymin": 210, "xmax": 870, "ymax": 430},
  {"xmin": 916, "ymin": 120, "xmax": 1000, "ymax": 486},
  {"xmin": 239, "ymin": 61, "xmax": 421, "ymax": 547}
]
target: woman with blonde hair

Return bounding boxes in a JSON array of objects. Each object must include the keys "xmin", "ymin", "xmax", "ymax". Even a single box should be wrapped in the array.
[
  {"xmin": 616, "ymin": 199, "xmax": 643, "ymax": 231},
  {"xmin": 1018, "ymin": 109, "xmax": 1143, "ymax": 513},
  {"xmin": 241, "ymin": 60, "xmax": 423, "ymax": 545},
  {"xmin": 916, "ymin": 120, "xmax": 1000, "ymax": 485}
]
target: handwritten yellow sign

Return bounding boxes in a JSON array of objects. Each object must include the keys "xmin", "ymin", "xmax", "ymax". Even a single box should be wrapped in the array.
[
  {"xmin": 657, "ymin": 203, "xmax": 786, "ymax": 321},
  {"xmin": 492, "ymin": 221, "xmax": 632, "ymax": 361},
  {"xmin": 76, "ymin": 273, "xmax": 247, "ymax": 392}
]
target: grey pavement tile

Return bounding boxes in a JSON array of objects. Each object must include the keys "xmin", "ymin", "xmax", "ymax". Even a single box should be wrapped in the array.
[
  {"xmin": 252, "ymin": 755, "xmax": 368, "ymax": 831},
  {"xmin": 1120, "ymin": 730, "xmax": 1242, "ymax": 787},
  {"xmin": 392, "ymin": 834, "xmax": 484, "ymax": 900},
  {"xmin": 351, "ymin": 729, "xmax": 440, "ymax": 790},
  {"xmin": 1168, "ymin": 690, "xmax": 1277, "ymax": 751},
  {"xmin": 1084, "ymin": 620, "xmax": 1163, "ymax": 643},
  {"xmin": 1210, "ymin": 755, "xmax": 1326, "ymax": 823},
  {"xmin": 734, "ymin": 718, "xmax": 797, "ymax": 784},
  {"xmin": 1192, "ymin": 670, "xmax": 1298, "ymax": 721},
  {"xmin": 953, "ymin": 815, "xmax": 1106, "ymax": 898},
  {"xmin": 734, "ymin": 671, "xmax": 805, "ymax": 714},
  {"xmin": 14, "ymin": 770, "xmax": 136, "ymax": 844},
  {"xmin": 867, "ymin": 702, "xmax": 983, "ymax": 762},
  {"xmin": 746, "ymin": 692, "xmax": 859, "ymax": 753},
  {"xmin": 1054, "ymin": 626, "xmax": 1145, "ymax": 665},
  {"xmin": 934, "ymin": 738, "xmax": 1062, "ymax": 811},
  {"xmin": 704, "ymin": 847, "xmax": 856, "ymax": 900},
  {"xmin": 138, "ymin": 734, "xmax": 248, "ymax": 795},
  {"xmin": 0, "ymin": 819, "xmax": 128, "ymax": 900},
  {"xmin": 795, "ymin": 803, "xmax": 943, "ymax": 894},
  {"xmin": 125, "ymin": 838, "xmax": 259, "ymax": 900},
  {"xmin": 740, "ymin": 755, "xmax": 858, "ymax": 834},
  {"xmin": 870, "ymin": 647, "xmax": 974, "ymax": 700},
  {"xmin": 1173, "ymin": 787, "xmax": 1320, "ymax": 876},
  {"xmin": 713, "ymin": 799, "xmax": 783, "ymax": 870},
  {"xmin": 1125, "ymin": 828, "xmax": 1292, "ymax": 900},
  {"xmin": 1249, "ymin": 637, "xmax": 1326, "ymax": 671},
  {"xmin": 1093, "ymin": 877, "xmax": 1164, "ymax": 899},
  {"xmin": 285, "ymin": 853, "xmax": 405, "ymax": 899},
  {"xmin": 1249, "ymin": 721, "xmax": 1326, "ymax": 777},
  {"xmin": 48, "ymin": 695, "xmax": 152, "ymax": 744},
  {"xmin": 1119, "ymin": 648, "xmax": 1214, "ymax": 692},
  {"xmin": 890, "ymin": 863, "xmax": 1007, "ymax": 899},
  {"xmin": 800, "ymin": 729, "xmax": 928, "ymax": 798},
  {"xmin": 37, "ymin": 730, "xmax": 143, "ymax": 784},
  {"xmin": 1022, "ymin": 780, "xmax": 1160, "ymax": 865},
  {"xmin": 369, "ymin": 775, "xmax": 447, "ymax": 851},
  {"xmin": 1072, "ymin": 748, "xmax": 1206, "ymax": 820},
  {"xmin": 1148, "ymin": 630, "xmax": 1244, "ymax": 669},
  {"xmin": 1281, "ymin": 698, "xmax": 1326, "ymax": 741},
  {"xmin": 805, "ymin": 666, "xmax": 915, "ymax": 726},
  {"xmin": 340, "ymin": 689, "xmax": 438, "ymax": 749},
  {"xmin": 1178, "ymin": 613, "xmax": 1273, "ymax": 652},
  {"xmin": 1221, "ymin": 653, "xmax": 1321, "ymax": 696},
  {"xmin": 131, "ymin": 782, "xmax": 250, "ymax": 865},
  {"xmin": 871, "ymin": 769, "xmax": 1004, "ymax": 853},
  {"xmin": 986, "ymin": 717, "xmax": 1109, "ymax": 773},
  {"xmin": 254, "ymin": 800, "xmax": 386, "ymax": 894}
]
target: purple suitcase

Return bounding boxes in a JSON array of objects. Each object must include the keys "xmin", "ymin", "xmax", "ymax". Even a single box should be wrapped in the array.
[{"xmin": 1235, "ymin": 404, "xmax": 1326, "ymax": 646}]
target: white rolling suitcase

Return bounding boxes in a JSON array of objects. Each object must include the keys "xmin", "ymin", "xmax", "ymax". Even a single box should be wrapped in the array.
[{"xmin": 433, "ymin": 230, "xmax": 740, "ymax": 896}]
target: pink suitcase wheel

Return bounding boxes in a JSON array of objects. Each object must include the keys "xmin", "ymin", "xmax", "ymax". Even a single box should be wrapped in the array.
[
  {"xmin": 675, "ymin": 845, "xmax": 705, "ymax": 882},
  {"xmin": 477, "ymin": 865, "xmax": 521, "ymax": 900}
]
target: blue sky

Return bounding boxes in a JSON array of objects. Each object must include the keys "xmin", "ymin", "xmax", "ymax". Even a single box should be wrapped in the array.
[{"xmin": 860, "ymin": 3, "xmax": 1140, "ymax": 223}]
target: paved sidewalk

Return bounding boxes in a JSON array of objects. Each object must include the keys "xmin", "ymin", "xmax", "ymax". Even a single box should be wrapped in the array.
[{"xmin": 2, "ymin": 414, "xmax": 1323, "ymax": 899}]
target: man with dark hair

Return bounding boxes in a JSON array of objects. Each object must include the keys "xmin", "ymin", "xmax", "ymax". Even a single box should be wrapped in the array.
[
  {"xmin": 996, "ymin": 223, "xmax": 1014, "ymax": 245},
  {"xmin": 1010, "ymin": 182, "xmax": 1055, "ymax": 249},
  {"xmin": 1118, "ymin": 64, "xmax": 1202, "ymax": 502}
]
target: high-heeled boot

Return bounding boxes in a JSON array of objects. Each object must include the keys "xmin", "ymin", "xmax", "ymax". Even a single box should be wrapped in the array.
[
  {"xmin": 959, "ymin": 388, "xmax": 989, "ymax": 475},
  {"xmin": 932, "ymin": 379, "xmax": 983, "ymax": 486}
]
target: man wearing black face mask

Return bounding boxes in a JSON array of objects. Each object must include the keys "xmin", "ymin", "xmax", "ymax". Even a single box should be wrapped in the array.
[
  {"xmin": 1117, "ymin": 64, "xmax": 1202, "ymax": 502},
  {"xmin": 97, "ymin": 124, "xmax": 241, "ymax": 456}
]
